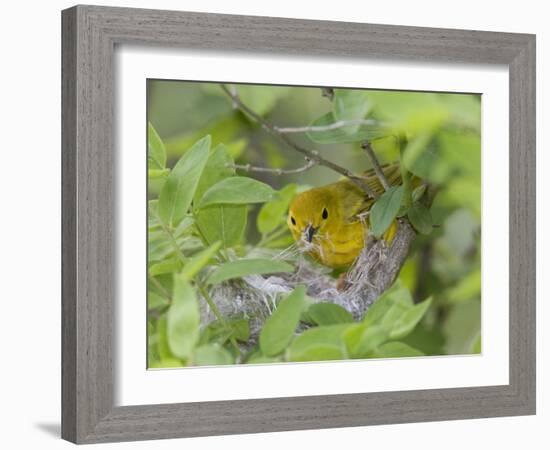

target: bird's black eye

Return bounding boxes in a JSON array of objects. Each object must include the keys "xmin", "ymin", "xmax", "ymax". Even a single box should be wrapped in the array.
[
  {"xmin": 322, "ymin": 208, "xmax": 328, "ymax": 220},
  {"xmin": 290, "ymin": 216, "xmax": 296, "ymax": 225}
]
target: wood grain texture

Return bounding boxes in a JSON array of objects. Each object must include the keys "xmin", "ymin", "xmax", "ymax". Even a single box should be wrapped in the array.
[{"xmin": 61, "ymin": 4, "xmax": 536, "ymax": 444}]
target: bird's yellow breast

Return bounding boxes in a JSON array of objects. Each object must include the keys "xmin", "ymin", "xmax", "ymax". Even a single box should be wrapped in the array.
[
  {"xmin": 287, "ymin": 163, "xmax": 402, "ymax": 269},
  {"xmin": 307, "ymin": 221, "xmax": 365, "ymax": 268}
]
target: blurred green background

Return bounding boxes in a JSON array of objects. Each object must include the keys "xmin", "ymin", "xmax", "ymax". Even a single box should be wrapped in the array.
[{"xmin": 148, "ymin": 80, "xmax": 481, "ymax": 362}]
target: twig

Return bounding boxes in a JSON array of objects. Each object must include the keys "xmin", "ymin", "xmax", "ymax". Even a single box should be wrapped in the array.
[
  {"xmin": 198, "ymin": 283, "xmax": 241, "ymax": 357},
  {"xmin": 220, "ymin": 84, "xmax": 378, "ymax": 199},
  {"xmin": 275, "ymin": 119, "xmax": 381, "ymax": 134},
  {"xmin": 229, "ymin": 159, "xmax": 316, "ymax": 175},
  {"xmin": 361, "ymin": 141, "xmax": 390, "ymax": 191}
]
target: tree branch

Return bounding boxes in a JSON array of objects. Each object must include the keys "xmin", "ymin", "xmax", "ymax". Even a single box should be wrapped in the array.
[
  {"xmin": 229, "ymin": 158, "xmax": 316, "ymax": 175},
  {"xmin": 275, "ymin": 119, "xmax": 381, "ymax": 134},
  {"xmin": 361, "ymin": 141, "xmax": 391, "ymax": 191},
  {"xmin": 220, "ymin": 84, "xmax": 378, "ymax": 199}
]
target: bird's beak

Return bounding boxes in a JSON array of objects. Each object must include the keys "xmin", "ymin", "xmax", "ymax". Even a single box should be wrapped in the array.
[{"xmin": 304, "ymin": 224, "xmax": 316, "ymax": 243}]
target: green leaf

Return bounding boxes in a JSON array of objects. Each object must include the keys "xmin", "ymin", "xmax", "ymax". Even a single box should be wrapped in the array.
[
  {"xmin": 149, "ymin": 257, "xmax": 182, "ymax": 276},
  {"xmin": 148, "ymin": 122, "xmax": 167, "ymax": 169},
  {"xmin": 333, "ymin": 89, "xmax": 372, "ymax": 134},
  {"xmin": 288, "ymin": 344, "xmax": 345, "ymax": 362},
  {"xmin": 193, "ymin": 344, "xmax": 234, "ymax": 366},
  {"xmin": 306, "ymin": 112, "xmax": 389, "ymax": 144},
  {"xmin": 287, "ymin": 324, "xmax": 350, "ymax": 360},
  {"xmin": 148, "ymin": 168, "xmax": 170, "ymax": 179},
  {"xmin": 228, "ymin": 318, "xmax": 250, "ymax": 342},
  {"xmin": 370, "ymin": 341, "xmax": 424, "ymax": 358},
  {"xmin": 257, "ymin": 184, "xmax": 297, "ymax": 235},
  {"xmin": 389, "ymin": 297, "xmax": 433, "ymax": 340},
  {"xmin": 308, "ymin": 303, "xmax": 354, "ymax": 326},
  {"xmin": 363, "ymin": 281, "xmax": 413, "ymax": 326},
  {"xmin": 412, "ymin": 184, "xmax": 427, "ymax": 202},
  {"xmin": 369, "ymin": 186, "xmax": 404, "ymax": 238},
  {"xmin": 167, "ymin": 276, "xmax": 200, "ymax": 359},
  {"xmin": 180, "ymin": 242, "xmax": 222, "ymax": 281},
  {"xmin": 401, "ymin": 323, "xmax": 445, "ymax": 356},
  {"xmin": 158, "ymin": 136, "xmax": 211, "ymax": 227},
  {"xmin": 148, "ymin": 290, "xmax": 169, "ymax": 310},
  {"xmin": 196, "ymin": 205, "xmax": 247, "ymax": 249},
  {"xmin": 199, "ymin": 177, "xmax": 275, "ymax": 208},
  {"xmin": 156, "ymin": 315, "xmax": 174, "ymax": 361},
  {"xmin": 194, "ymin": 144, "xmax": 247, "ymax": 248},
  {"xmin": 207, "ymin": 259, "xmax": 294, "ymax": 285},
  {"xmin": 344, "ymin": 324, "xmax": 388, "ymax": 358},
  {"xmin": 259, "ymin": 286, "xmax": 306, "ymax": 356},
  {"xmin": 408, "ymin": 202, "xmax": 433, "ymax": 235},
  {"xmin": 194, "ymin": 143, "xmax": 235, "ymax": 203}
]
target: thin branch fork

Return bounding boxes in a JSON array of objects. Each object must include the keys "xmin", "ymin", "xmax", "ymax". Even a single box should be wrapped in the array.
[
  {"xmin": 220, "ymin": 84, "xmax": 378, "ymax": 199},
  {"xmin": 361, "ymin": 141, "xmax": 391, "ymax": 191}
]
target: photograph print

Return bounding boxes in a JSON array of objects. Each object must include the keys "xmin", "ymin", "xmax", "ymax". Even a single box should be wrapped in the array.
[{"xmin": 147, "ymin": 80, "xmax": 481, "ymax": 368}]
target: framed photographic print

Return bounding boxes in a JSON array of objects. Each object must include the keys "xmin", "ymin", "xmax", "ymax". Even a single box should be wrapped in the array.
[{"xmin": 62, "ymin": 4, "xmax": 536, "ymax": 444}]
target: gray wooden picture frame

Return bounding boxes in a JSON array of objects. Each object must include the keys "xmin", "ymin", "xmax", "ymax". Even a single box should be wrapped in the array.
[{"xmin": 61, "ymin": 4, "xmax": 536, "ymax": 444}]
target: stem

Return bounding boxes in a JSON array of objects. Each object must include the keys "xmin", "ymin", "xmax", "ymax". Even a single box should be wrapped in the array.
[
  {"xmin": 160, "ymin": 222, "xmax": 187, "ymax": 264},
  {"xmin": 198, "ymin": 283, "xmax": 241, "ymax": 356},
  {"xmin": 361, "ymin": 141, "xmax": 390, "ymax": 191},
  {"xmin": 275, "ymin": 119, "xmax": 382, "ymax": 134},
  {"xmin": 220, "ymin": 84, "xmax": 378, "ymax": 199},
  {"xmin": 229, "ymin": 159, "xmax": 315, "ymax": 175},
  {"xmin": 148, "ymin": 274, "xmax": 171, "ymax": 300},
  {"xmin": 193, "ymin": 211, "xmax": 229, "ymax": 263}
]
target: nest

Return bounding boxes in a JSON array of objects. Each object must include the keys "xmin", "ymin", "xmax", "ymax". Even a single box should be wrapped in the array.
[{"xmin": 200, "ymin": 220, "xmax": 416, "ymax": 342}]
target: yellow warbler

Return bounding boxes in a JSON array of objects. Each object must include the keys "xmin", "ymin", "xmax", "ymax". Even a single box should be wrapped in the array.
[{"xmin": 287, "ymin": 163, "xmax": 402, "ymax": 269}]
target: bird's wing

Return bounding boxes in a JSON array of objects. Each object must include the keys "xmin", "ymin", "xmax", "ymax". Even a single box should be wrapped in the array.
[{"xmin": 340, "ymin": 163, "xmax": 403, "ymax": 222}]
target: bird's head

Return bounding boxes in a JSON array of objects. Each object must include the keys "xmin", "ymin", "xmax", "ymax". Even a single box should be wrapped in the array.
[{"xmin": 287, "ymin": 187, "xmax": 340, "ymax": 248}]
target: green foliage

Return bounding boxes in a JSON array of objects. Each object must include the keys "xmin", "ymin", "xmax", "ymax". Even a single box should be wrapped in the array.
[
  {"xmin": 147, "ymin": 82, "xmax": 482, "ymax": 368},
  {"xmin": 180, "ymin": 242, "xmax": 222, "ymax": 281},
  {"xmin": 194, "ymin": 144, "xmax": 248, "ymax": 248},
  {"xmin": 260, "ymin": 286, "xmax": 306, "ymax": 356},
  {"xmin": 167, "ymin": 275, "xmax": 200, "ymax": 360},
  {"xmin": 333, "ymin": 89, "xmax": 372, "ymax": 134},
  {"xmin": 194, "ymin": 344, "xmax": 233, "ymax": 366},
  {"xmin": 307, "ymin": 303, "xmax": 354, "ymax": 325},
  {"xmin": 288, "ymin": 324, "xmax": 350, "ymax": 360},
  {"xmin": 257, "ymin": 184, "xmax": 297, "ymax": 235},
  {"xmin": 407, "ymin": 202, "xmax": 433, "ymax": 235},
  {"xmin": 199, "ymin": 177, "xmax": 275, "ymax": 208},
  {"xmin": 158, "ymin": 135, "xmax": 211, "ymax": 227},
  {"xmin": 148, "ymin": 122, "xmax": 167, "ymax": 170},
  {"xmin": 207, "ymin": 259, "xmax": 294, "ymax": 285},
  {"xmin": 370, "ymin": 186, "xmax": 404, "ymax": 238}
]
